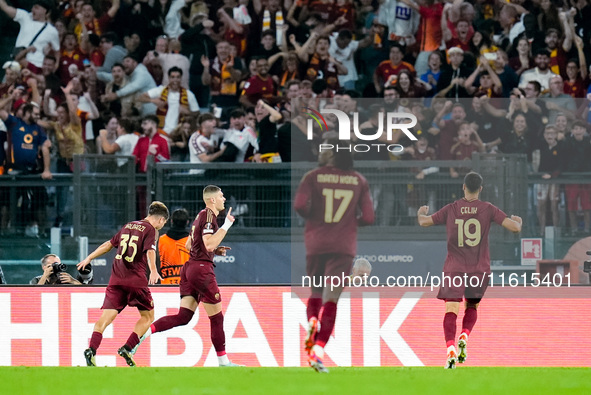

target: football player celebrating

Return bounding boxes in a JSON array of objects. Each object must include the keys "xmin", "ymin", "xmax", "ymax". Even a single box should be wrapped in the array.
[
  {"xmin": 294, "ymin": 139, "xmax": 375, "ymax": 372},
  {"xmin": 418, "ymin": 172, "xmax": 522, "ymax": 368}
]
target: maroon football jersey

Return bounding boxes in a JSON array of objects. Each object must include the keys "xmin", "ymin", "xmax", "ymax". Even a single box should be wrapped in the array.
[
  {"xmin": 188, "ymin": 208, "xmax": 218, "ymax": 263},
  {"xmin": 242, "ymin": 75, "xmax": 276, "ymax": 104},
  {"xmin": 294, "ymin": 165, "xmax": 375, "ymax": 256},
  {"xmin": 108, "ymin": 220, "xmax": 157, "ymax": 287},
  {"xmin": 432, "ymin": 198, "xmax": 507, "ymax": 273}
]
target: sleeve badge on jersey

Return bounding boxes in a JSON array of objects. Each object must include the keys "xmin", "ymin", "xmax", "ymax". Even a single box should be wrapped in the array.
[{"xmin": 203, "ymin": 222, "xmax": 214, "ymax": 234}]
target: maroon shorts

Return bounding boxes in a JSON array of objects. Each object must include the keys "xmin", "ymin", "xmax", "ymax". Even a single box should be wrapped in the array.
[
  {"xmin": 179, "ymin": 261, "xmax": 221, "ymax": 305},
  {"xmin": 565, "ymin": 184, "xmax": 591, "ymax": 211},
  {"xmin": 436, "ymin": 272, "xmax": 489, "ymax": 303},
  {"xmin": 306, "ymin": 254, "xmax": 354, "ymax": 283},
  {"xmin": 102, "ymin": 285, "xmax": 154, "ymax": 312}
]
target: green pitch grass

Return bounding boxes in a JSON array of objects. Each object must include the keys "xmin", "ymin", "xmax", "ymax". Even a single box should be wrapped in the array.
[{"xmin": 3, "ymin": 367, "xmax": 590, "ymax": 395}]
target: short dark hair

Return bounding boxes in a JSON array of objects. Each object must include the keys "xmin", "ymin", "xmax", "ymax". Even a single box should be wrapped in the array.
[
  {"xmin": 88, "ymin": 33, "xmax": 100, "ymax": 47},
  {"xmin": 198, "ymin": 113, "xmax": 216, "ymax": 125},
  {"xmin": 572, "ymin": 120, "xmax": 588, "ymax": 130},
  {"xmin": 527, "ymin": 80, "xmax": 541, "ymax": 93},
  {"xmin": 171, "ymin": 208, "xmax": 189, "ymax": 229},
  {"xmin": 168, "ymin": 66, "xmax": 183, "ymax": 76},
  {"xmin": 285, "ymin": 79, "xmax": 301, "ymax": 90},
  {"xmin": 230, "ymin": 108, "xmax": 246, "ymax": 119},
  {"xmin": 148, "ymin": 201, "xmax": 169, "ymax": 220},
  {"xmin": 390, "ymin": 42, "xmax": 405, "ymax": 52},
  {"xmin": 344, "ymin": 89, "xmax": 361, "ymax": 98},
  {"xmin": 261, "ymin": 29, "xmax": 275, "ymax": 38},
  {"xmin": 44, "ymin": 55, "xmax": 57, "ymax": 63},
  {"xmin": 323, "ymin": 138, "xmax": 353, "ymax": 171},
  {"xmin": 464, "ymin": 172, "xmax": 483, "ymax": 193},
  {"xmin": 101, "ymin": 32, "xmax": 118, "ymax": 44},
  {"xmin": 337, "ymin": 29, "xmax": 353, "ymax": 40},
  {"xmin": 124, "ymin": 53, "xmax": 141, "ymax": 63},
  {"xmin": 22, "ymin": 103, "xmax": 37, "ymax": 115},
  {"xmin": 316, "ymin": 35, "xmax": 330, "ymax": 44},
  {"xmin": 111, "ymin": 62, "xmax": 124, "ymax": 70},
  {"xmin": 119, "ymin": 118, "xmax": 135, "ymax": 133},
  {"xmin": 534, "ymin": 48, "xmax": 550, "ymax": 57},
  {"xmin": 143, "ymin": 114, "xmax": 159, "ymax": 125},
  {"xmin": 34, "ymin": 0, "xmax": 53, "ymax": 12},
  {"xmin": 312, "ymin": 78, "xmax": 328, "ymax": 94}
]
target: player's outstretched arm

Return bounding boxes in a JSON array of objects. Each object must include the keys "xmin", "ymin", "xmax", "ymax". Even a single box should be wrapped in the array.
[
  {"xmin": 203, "ymin": 208, "xmax": 235, "ymax": 252},
  {"xmin": 417, "ymin": 205, "xmax": 435, "ymax": 227},
  {"xmin": 76, "ymin": 240, "xmax": 114, "ymax": 270},
  {"xmin": 502, "ymin": 215, "xmax": 522, "ymax": 233}
]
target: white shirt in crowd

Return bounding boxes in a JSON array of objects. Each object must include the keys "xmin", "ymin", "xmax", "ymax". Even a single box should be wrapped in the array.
[
  {"xmin": 329, "ymin": 34, "xmax": 359, "ymax": 87},
  {"xmin": 114, "ymin": 133, "xmax": 139, "ymax": 167},
  {"xmin": 14, "ymin": 9, "xmax": 60, "ymax": 68},
  {"xmin": 519, "ymin": 68, "xmax": 558, "ymax": 91},
  {"xmin": 147, "ymin": 85, "xmax": 199, "ymax": 134},
  {"xmin": 188, "ymin": 131, "xmax": 223, "ymax": 174},
  {"xmin": 221, "ymin": 126, "xmax": 259, "ymax": 163}
]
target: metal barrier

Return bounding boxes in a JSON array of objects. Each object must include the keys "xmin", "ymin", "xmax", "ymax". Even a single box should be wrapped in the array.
[
  {"xmin": 2, "ymin": 153, "xmax": 590, "ymax": 239},
  {"xmin": 72, "ymin": 155, "xmax": 138, "ymax": 239}
]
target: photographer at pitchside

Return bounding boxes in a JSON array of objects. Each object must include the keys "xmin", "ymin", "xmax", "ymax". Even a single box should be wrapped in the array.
[{"xmin": 30, "ymin": 254, "xmax": 93, "ymax": 285}]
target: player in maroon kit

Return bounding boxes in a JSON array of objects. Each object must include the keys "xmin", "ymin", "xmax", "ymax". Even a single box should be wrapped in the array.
[
  {"xmin": 131, "ymin": 185, "xmax": 242, "ymax": 367},
  {"xmin": 79, "ymin": 201, "xmax": 169, "ymax": 367},
  {"xmin": 294, "ymin": 140, "xmax": 375, "ymax": 373},
  {"xmin": 417, "ymin": 172, "xmax": 522, "ymax": 369}
]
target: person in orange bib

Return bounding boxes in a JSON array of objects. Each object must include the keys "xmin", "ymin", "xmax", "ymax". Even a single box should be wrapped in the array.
[{"xmin": 159, "ymin": 208, "xmax": 190, "ymax": 285}]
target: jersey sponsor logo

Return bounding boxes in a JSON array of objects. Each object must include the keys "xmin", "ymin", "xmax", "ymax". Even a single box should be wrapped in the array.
[{"xmin": 203, "ymin": 222, "xmax": 214, "ymax": 234}]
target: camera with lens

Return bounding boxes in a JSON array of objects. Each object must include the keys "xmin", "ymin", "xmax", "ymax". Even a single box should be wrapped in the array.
[
  {"xmin": 584, "ymin": 251, "xmax": 591, "ymax": 274},
  {"xmin": 77, "ymin": 265, "xmax": 94, "ymax": 284},
  {"xmin": 52, "ymin": 262, "xmax": 67, "ymax": 274}
]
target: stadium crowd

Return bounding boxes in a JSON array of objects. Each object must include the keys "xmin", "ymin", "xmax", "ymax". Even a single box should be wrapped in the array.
[{"xmin": 0, "ymin": 0, "xmax": 591, "ymax": 237}]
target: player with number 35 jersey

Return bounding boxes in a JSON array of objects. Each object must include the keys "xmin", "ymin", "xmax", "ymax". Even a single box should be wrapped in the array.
[{"xmin": 78, "ymin": 201, "xmax": 170, "ymax": 368}]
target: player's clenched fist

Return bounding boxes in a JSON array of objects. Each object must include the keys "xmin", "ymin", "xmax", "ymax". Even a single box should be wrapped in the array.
[{"xmin": 418, "ymin": 206, "xmax": 430, "ymax": 216}]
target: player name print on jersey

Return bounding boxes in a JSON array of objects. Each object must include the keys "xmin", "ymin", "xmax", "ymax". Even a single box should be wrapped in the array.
[{"xmin": 317, "ymin": 174, "xmax": 360, "ymax": 185}]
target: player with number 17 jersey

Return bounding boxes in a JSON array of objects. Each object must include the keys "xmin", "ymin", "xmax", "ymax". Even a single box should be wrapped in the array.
[
  {"xmin": 295, "ymin": 165, "xmax": 374, "ymax": 257},
  {"xmin": 294, "ymin": 147, "xmax": 374, "ymax": 373}
]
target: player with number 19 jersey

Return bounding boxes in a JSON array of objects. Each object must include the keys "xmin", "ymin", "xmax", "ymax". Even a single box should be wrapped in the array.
[
  {"xmin": 432, "ymin": 198, "xmax": 507, "ymax": 274},
  {"xmin": 108, "ymin": 219, "xmax": 157, "ymax": 287}
]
